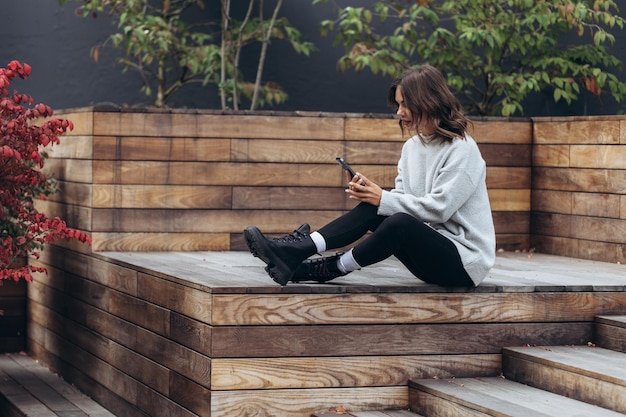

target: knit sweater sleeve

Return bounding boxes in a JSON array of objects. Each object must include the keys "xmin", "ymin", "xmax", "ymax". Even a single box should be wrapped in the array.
[{"xmin": 378, "ymin": 137, "xmax": 482, "ymax": 224}]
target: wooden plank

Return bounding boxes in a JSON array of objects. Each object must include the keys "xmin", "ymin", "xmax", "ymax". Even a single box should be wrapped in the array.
[
  {"xmin": 93, "ymin": 136, "xmax": 231, "ymax": 161},
  {"xmin": 411, "ymin": 377, "xmax": 625, "ymax": 417},
  {"xmin": 34, "ymin": 200, "xmax": 92, "ymax": 232},
  {"xmin": 137, "ymin": 272, "xmax": 213, "ymax": 325},
  {"xmin": 91, "ymin": 232, "xmax": 230, "ymax": 251},
  {"xmin": 534, "ymin": 119, "xmax": 620, "ymax": 145},
  {"xmin": 210, "ymin": 322, "xmax": 591, "ymax": 358},
  {"xmin": 492, "ymin": 212, "xmax": 529, "ymax": 234},
  {"xmin": 495, "ymin": 234, "xmax": 530, "ymax": 252},
  {"xmin": 233, "ymin": 186, "xmax": 353, "ymax": 210},
  {"xmin": 92, "ymin": 184, "xmax": 232, "ymax": 209},
  {"xmin": 94, "ymin": 112, "xmax": 346, "ymax": 139},
  {"xmin": 108, "ymin": 289, "xmax": 171, "ymax": 335},
  {"xmin": 486, "ymin": 167, "xmax": 531, "ymax": 189},
  {"xmin": 94, "ymin": 112, "xmax": 196, "ymax": 138},
  {"xmin": 46, "ymin": 135, "xmax": 93, "ymax": 159},
  {"xmin": 168, "ymin": 371, "xmax": 211, "ymax": 417},
  {"xmin": 571, "ymin": 144, "xmax": 626, "ymax": 169},
  {"xmin": 91, "ymin": 208, "xmax": 341, "ymax": 234},
  {"xmin": 231, "ymin": 138, "xmax": 344, "ymax": 162},
  {"xmin": 55, "ymin": 110, "xmax": 94, "ymax": 136},
  {"xmin": 533, "ymin": 167, "xmax": 626, "ymax": 193},
  {"xmin": 45, "ymin": 180, "xmax": 92, "ymax": 206},
  {"xmin": 210, "ymin": 354, "xmax": 500, "ymax": 390},
  {"xmin": 196, "ymin": 114, "xmax": 347, "ymax": 140},
  {"xmin": 92, "ymin": 161, "xmax": 347, "ymax": 186},
  {"xmin": 470, "ymin": 120, "xmax": 532, "ymax": 144},
  {"xmin": 576, "ymin": 239, "xmax": 626, "ymax": 265},
  {"xmin": 571, "ymin": 215, "xmax": 626, "ymax": 244},
  {"xmin": 210, "ymin": 292, "xmax": 626, "ymax": 326},
  {"xmin": 345, "ymin": 141, "xmax": 404, "ymax": 165},
  {"xmin": 488, "ymin": 189, "xmax": 530, "ymax": 211},
  {"xmin": 532, "ymin": 144, "xmax": 570, "ymax": 167},
  {"xmin": 344, "ymin": 118, "xmax": 403, "ymax": 141},
  {"xmin": 593, "ymin": 316, "xmax": 626, "ymax": 352},
  {"xmin": 42, "ymin": 158, "xmax": 93, "ymax": 183},
  {"xmin": 532, "ymin": 190, "xmax": 572, "ymax": 215},
  {"xmin": 478, "ymin": 143, "xmax": 531, "ymax": 167},
  {"xmin": 170, "ymin": 312, "xmax": 212, "ymax": 357},
  {"xmin": 572, "ymin": 192, "xmax": 621, "ymax": 218},
  {"xmin": 211, "ymin": 386, "xmax": 407, "ymax": 417}
]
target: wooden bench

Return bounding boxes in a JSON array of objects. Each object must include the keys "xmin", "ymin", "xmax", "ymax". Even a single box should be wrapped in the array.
[{"xmin": 0, "ymin": 352, "xmax": 116, "ymax": 417}]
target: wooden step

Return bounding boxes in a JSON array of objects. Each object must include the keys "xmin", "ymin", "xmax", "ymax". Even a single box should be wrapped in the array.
[
  {"xmin": 502, "ymin": 345, "xmax": 626, "ymax": 414},
  {"xmin": 408, "ymin": 377, "xmax": 625, "ymax": 417},
  {"xmin": 595, "ymin": 315, "xmax": 626, "ymax": 353}
]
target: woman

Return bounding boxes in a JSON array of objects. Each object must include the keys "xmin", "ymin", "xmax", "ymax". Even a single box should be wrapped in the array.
[{"xmin": 244, "ymin": 64, "xmax": 495, "ymax": 287}]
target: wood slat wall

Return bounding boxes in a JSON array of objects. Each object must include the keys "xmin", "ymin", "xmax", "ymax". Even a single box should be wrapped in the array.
[
  {"xmin": 40, "ymin": 108, "xmax": 533, "ymax": 253},
  {"xmin": 531, "ymin": 116, "xmax": 626, "ymax": 263}
]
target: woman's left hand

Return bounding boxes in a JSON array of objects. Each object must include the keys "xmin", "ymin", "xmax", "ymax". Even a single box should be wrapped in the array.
[{"xmin": 346, "ymin": 173, "xmax": 383, "ymax": 206}]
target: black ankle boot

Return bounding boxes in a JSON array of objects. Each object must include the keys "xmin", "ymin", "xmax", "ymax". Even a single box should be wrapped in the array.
[
  {"xmin": 243, "ymin": 224, "xmax": 317, "ymax": 286},
  {"xmin": 291, "ymin": 253, "xmax": 348, "ymax": 283}
]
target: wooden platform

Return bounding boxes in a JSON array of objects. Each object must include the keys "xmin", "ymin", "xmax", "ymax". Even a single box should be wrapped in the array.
[{"xmin": 26, "ymin": 249, "xmax": 626, "ymax": 417}]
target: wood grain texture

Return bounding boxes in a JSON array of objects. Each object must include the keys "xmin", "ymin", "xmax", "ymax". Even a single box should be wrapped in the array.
[
  {"xmin": 571, "ymin": 145, "xmax": 626, "ymax": 169},
  {"xmin": 210, "ymin": 292, "xmax": 626, "ymax": 326},
  {"xmin": 55, "ymin": 110, "xmax": 94, "ymax": 136},
  {"xmin": 42, "ymin": 158, "xmax": 93, "ymax": 183},
  {"xmin": 211, "ymin": 354, "xmax": 500, "ymax": 390},
  {"xmin": 91, "ymin": 232, "xmax": 231, "ymax": 251},
  {"xmin": 210, "ymin": 322, "xmax": 590, "ymax": 358},
  {"xmin": 93, "ymin": 136, "xmax": 231, "ymax": 161},
  {"xmin": 470, "ymin": 120, "xmax": 532, "ymax": 144},
  {"xmin": 532, "ymin": 167, "xmax": 626, "ymax": 194},
  {"xmin": 211, "ymin": 387, "xmax": 407, "ymax": 417},
  {"xmin": 92, "ymin": 184, "xmax": 232, "ymax": 209},
  {"xmin": 411, "ymin": 377, "xmax": 624, "ymax": 417},
  {"xmin": 534, "ymin": 119, "xmax": 620, "ymax": 145},
  {"xmin": 503, "ymin": 346, "xmax": 626, "ymax": 414},
  {"xmin": 94, "ymin": 112, "xmax": 346, "ymax": 139},
  {"xmin": 344, "ymin": 118, "xmax": 403, "ymax": 141},
  {"xmin": 532, "ymin": 145, "xmax": 570, "ymax": 167},
  {"xmin": 488, "ymin": 189, "xmax": 530, "ymax": 211}
]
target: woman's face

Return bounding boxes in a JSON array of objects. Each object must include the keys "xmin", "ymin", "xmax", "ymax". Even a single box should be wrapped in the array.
[{"xmin": 395, "ymin": 86, "xmax": 434, "ymax": 135}]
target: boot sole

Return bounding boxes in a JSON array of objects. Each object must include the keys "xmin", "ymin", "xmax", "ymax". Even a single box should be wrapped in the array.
[{"xmin": 243, "ymin": 226, "xmax": 292, "ymax": 286}]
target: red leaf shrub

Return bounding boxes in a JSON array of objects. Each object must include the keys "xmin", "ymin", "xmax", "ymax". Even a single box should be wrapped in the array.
[{"xmin": 1, "ymin": 60, "xmax": 91, "ymax": 283}]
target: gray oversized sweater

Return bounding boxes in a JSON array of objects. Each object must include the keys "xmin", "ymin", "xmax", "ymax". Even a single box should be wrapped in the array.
[{"xmin": 378, "ymin": 133, "xmax": 496, "ymax": 285}]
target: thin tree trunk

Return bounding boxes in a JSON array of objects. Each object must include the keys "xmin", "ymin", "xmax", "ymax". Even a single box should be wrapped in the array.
[
  {"xmin": 220, "ymin": 0, "xmax": 231, "ymax": 109},
  {"xmin": 232, "ymin": 0, "xmax": 255, "ymax": 110},
  {"xmin": 250, "ymin": 0, "xmax": 282, "ymax": 110}
]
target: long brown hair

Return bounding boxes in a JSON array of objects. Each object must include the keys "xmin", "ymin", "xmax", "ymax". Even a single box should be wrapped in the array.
[{"xmin": 388, "ymin": 65, "xmax": 470, "ymax": 143}]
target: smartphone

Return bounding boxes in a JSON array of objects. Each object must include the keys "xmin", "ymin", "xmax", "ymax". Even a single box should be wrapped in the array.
[{"xmin": 336, "ymin": 157, "xmax": 357, "ymax": 178}]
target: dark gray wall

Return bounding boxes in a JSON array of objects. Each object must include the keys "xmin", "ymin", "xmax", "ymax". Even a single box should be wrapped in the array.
[{"xmin": 2, "ymin": 0, "xmax": 625, "ymax": 116}]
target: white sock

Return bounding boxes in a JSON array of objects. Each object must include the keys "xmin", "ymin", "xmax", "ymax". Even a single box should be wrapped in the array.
[
  {"xmin": 338, "ymin": 249, "xmax": 361, "ymax": 274},
  {"xmin": 310, "ymin": 231, "xmax": 326, "ymax": 253}
]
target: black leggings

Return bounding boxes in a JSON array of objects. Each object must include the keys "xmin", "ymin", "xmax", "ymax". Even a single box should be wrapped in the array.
[{"xmin": 317, "ymin": 203, "xmax": 474, "ymax": 287}]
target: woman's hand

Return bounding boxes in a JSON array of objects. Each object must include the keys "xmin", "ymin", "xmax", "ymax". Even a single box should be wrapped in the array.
[{"xmin": 345, "ymin": 172, "xmax": 382, "ymax": 206}]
